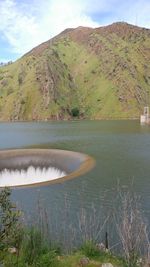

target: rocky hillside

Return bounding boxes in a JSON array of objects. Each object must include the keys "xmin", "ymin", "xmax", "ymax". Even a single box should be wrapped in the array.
[{"xmin": 0, "ymin": 22, "xmax": 150, "ymax": 121}]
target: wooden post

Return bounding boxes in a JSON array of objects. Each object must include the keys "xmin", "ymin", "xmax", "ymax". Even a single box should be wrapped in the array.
[{"xmin": 105, "ymin": 231, "xmax": 108, "ymax": 250}]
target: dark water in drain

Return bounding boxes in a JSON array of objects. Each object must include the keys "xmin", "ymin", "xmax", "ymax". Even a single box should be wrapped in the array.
[{"xmin": 0, "ymin": 120, "xmax": 150, "ymax": 247}]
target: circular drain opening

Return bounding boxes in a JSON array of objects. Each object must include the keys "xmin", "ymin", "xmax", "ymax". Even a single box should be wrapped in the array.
[{"xmin": 0, "ymin": 149, "xmax": 95, "ymax": 188}]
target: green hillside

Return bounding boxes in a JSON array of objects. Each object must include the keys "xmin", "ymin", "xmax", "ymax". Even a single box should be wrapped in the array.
[{"xmin": 0, "ymin": 22, "xmax": 150, "ymax": 121}]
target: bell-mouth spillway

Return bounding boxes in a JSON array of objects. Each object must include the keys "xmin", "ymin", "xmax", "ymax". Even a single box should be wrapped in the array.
[{"xmin": 0, "ymin": 149, "xmax": 95, "ymax": 188}]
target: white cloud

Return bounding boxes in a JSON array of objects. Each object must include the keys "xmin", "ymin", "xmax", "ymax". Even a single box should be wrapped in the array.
[
  {"xmin": 0, "ymin": 0, "xmax": 99, "ymax": 56},
  {"xmin": 0, "ymin": 0, "xmax": 149, "ymax": 58},
  {"xmin": 0, "ymin": 0, "xmax": 39, "ymax": 54},
  {"xmin": 36, "ymin": 0, "xmax": 99, "ymax": 43}
]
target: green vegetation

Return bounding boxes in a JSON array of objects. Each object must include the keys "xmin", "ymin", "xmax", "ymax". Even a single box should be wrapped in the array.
[
  {"xmin": 0, "ymin": 188, "xmax": 23, "ymax": 251},
  {"xmin": 0, "ymin": 187, "xmax": 149, "ymax": 267},
  {"xmin": 71, "ymin": 107, "xmax": 80, "ymax": 117},
  {"xmin": 0, "ymin": 22, "xmax": 149, "ymax": 121}
]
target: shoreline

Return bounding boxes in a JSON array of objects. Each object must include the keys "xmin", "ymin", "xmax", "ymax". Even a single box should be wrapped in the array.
[{"xmin": 0, "ymin": 118, "xmax": 140, "ymax": 123}]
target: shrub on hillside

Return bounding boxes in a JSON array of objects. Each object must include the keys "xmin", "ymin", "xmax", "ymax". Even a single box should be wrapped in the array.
[{"xmin": 71, "ymin": 107, "xmax": 80, "ymax": 117}]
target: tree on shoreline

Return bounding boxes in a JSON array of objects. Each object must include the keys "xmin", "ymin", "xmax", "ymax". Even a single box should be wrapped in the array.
[{"xmin": 0, "ymin": 187, "xmax": 23, "ymax": 252}]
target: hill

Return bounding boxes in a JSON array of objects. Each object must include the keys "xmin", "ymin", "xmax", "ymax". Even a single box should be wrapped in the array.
[{"xmin": 0, "ymin": 22, "xmax": 150, "ymax": 121}]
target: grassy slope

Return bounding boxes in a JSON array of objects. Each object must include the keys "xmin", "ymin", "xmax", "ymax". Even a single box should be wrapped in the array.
[
  {"xmin": 1, "ymin": 250, "xmax": 126, "ymax": 267},
  {"xmin": 59, "ymin": 251, "xmax": 125, "ymax": 267},
  {"xmin": 0, "ymin": 22, "xmax": 150, "ymax": 121}
]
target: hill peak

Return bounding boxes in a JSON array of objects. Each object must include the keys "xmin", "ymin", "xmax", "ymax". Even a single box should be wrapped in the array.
[{"xmin": 0, "ymin": 22, "xmax": 150, "ymax": 121}]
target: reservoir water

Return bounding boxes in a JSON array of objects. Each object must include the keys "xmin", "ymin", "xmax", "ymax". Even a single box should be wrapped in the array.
[{"xmin": 0, "ymin": 120, "xmax": 150, "ymax": 248}]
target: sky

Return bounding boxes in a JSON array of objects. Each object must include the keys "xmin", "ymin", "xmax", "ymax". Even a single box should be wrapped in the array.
[{"xmin": 0, "ymin": 0, "xmax": 150, "ymax": 62}]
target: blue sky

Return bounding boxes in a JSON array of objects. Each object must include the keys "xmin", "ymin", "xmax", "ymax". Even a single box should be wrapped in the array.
[{"xmin": 0, "ymin": 0, "xmax": 150, "ymax": 62}]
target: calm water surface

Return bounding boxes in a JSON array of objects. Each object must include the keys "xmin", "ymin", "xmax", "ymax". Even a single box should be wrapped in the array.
[{"xmin": 0, "ymin": 120, "xmax": 150, "ymax": 246}]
